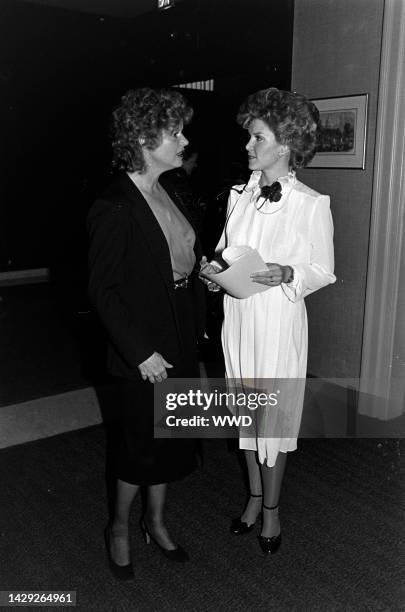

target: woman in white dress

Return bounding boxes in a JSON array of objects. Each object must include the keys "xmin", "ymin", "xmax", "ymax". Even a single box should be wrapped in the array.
[{"xmin": 202, "ymin": 88, "xmax": 336, "ymax": 554}]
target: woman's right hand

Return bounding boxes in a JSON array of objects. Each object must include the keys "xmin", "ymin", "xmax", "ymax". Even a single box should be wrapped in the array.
[
  {"xmin": 199, "ymin": 256, "xmax": 221, "ymax": 292},
  {"xmin": 138, "ymin": 352, "xmax": 173, "ymax": 384}
]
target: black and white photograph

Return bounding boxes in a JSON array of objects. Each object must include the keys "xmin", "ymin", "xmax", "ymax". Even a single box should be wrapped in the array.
[{"xmin": 0, "ymin": 0, "xmax": 404, "ymax": 611}]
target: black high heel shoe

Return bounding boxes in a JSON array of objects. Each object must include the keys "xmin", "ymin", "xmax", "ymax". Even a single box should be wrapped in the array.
[
  {"xmin": 104, "ymin": 526, "xmax": 133, "ymax": 580},
  {"xmin": 257, "ymin": 504, "xmax": 282, "ymax": 555},
  {"xmin": 230, "ymin": 493, "xmax": 263, "ymax": 535},
  {"xmin": 140, "ymin": 518, "xmax": 189, "ymax": 562}
]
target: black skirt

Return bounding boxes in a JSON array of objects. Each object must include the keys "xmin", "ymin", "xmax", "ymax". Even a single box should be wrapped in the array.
[{"xmin": 115, "ymin": 286, "xmax": 199, "ymax": 486}]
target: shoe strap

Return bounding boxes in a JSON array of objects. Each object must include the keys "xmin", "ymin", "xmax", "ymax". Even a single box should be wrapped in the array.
[
  {"xmin": 249, "ymin": 493, "xmax": 263, "ymax": 498},
  {"xmin": 263, "ymin": 503, "xmax": 279, "ymax": 510}
]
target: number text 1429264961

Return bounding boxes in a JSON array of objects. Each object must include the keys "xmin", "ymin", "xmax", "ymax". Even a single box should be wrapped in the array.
[{"xmin": 0, "ymin": 592, "xmax": 76, "ymax": 607}]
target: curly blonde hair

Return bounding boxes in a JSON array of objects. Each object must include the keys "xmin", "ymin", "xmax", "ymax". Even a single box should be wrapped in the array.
[
  {"xmin": 111, "ymin": 88, "xmax": 193, "ymax": 173},
  {"xmin": 237, "ymin": 87, "xmax": 319, "ymax": 169}
]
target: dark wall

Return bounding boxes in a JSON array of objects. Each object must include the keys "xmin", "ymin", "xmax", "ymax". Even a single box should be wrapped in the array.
[
  {"xmin": 292, "ymin": 0, "xmax": 384, "ymax": 378},
  {"xmin": 1, "ymin": 0, "xmax": 293, "ymax": 274}
]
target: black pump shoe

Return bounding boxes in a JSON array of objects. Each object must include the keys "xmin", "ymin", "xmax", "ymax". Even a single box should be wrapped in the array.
[
  {"xmin": 230, "ymin": 493, "xmax": 262, "ymax": 535},
  {"xmin": 257, "ymin": 532, "xmax": 282, "ymax": 554},
  {"xmin": 257, "ymin": 504, "xmax": 281, "ymax": 555},
  {"xmin": 140, "ymin": 518, "xmax": 189, "ymax": 562},
  {"xmin": 104, "ymin": 527, "xmax": 133, "ymax": 580},
  {"xmin": 258, "ymin": 532, "xmax": 282, "ymax": 554}
]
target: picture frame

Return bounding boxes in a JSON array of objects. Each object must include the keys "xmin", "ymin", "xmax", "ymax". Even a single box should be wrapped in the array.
[{"xmin": 307, "ymin": 94, "xmax": 369, "ymax": 169}]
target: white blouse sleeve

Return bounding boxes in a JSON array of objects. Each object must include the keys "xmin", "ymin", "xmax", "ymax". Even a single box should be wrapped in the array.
[{"xmin": 282, "ymin": 195, "xmax": 336, "ymax": 302}]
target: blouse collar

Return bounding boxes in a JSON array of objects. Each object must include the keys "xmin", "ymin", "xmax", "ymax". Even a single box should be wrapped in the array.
[
  {"xmin": 245, "ymin": 169, "xmax": 296, "ymax": 197},
  {"xmin": 244, "ymin": 170, "xmax": 297, "ymax": 213}
]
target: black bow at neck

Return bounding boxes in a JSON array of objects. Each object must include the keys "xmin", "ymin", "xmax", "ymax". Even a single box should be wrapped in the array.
[{"xmin": 260, "ymin": 181, "xmax": 282, "ymax": 203}]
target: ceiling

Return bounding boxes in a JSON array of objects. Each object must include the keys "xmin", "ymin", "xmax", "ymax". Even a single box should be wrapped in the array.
[{"xmin": 18, "ymin": 0, "xmax": 182, "ymax": 18}]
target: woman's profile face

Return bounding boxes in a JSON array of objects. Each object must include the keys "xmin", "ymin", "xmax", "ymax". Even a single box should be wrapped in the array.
[
  {"xmin": 245, "ymin": 118, "xmax": 285, "ymax": 173},
  {"xmin": 146, "ymin": 123, "xmax": 188, "ymax": 173}
]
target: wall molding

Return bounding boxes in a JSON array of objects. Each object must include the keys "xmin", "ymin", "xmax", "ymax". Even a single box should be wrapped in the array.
[{"xmin": 359, "ymin": 0, "xmax": 405, "ymax": 419}]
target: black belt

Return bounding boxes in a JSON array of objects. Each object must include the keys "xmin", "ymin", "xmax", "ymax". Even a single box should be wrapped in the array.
[{"xmin": 173, "ymin": 274, "xmax": 190, "ymax": 289}]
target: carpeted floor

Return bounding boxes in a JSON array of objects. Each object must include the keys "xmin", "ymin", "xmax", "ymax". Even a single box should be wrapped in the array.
[{"xmin": 0, "ymin": 427, "xmax": 404, "ymax": 612}]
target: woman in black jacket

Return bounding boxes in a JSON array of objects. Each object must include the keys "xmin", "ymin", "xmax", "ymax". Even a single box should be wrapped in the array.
[{"xmin": 88, "ymin": 88, "xmax": 204, "ymax": 578}]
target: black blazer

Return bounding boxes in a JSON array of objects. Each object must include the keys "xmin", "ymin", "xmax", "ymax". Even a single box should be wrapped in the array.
[{"xmin": 87, "ymin": 172, "xmax": 205, "ymax": 380}]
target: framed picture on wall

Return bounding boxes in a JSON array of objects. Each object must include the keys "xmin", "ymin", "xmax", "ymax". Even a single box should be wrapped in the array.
[{"xmin": 307, "ymin": 94, "xmax": 369, "ymax": 169}]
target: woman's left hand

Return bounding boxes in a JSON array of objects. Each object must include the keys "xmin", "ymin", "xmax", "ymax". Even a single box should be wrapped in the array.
[
  {"xmin": 199, "ymin": 256, "xmax": 221, "ymax": 292},
  {"xmin": 251, "ymin": 263, "xmax": 291, "ymax": 287}
]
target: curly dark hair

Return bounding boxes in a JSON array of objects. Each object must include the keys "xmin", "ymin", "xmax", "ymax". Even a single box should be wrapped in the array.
[
  {"xmin": 111, "ymin": 88, "xmax": 193, "ymax": 173},
  {"xmin": 237, "ymin": 87, "xmax": 320, "ymax": 169}
]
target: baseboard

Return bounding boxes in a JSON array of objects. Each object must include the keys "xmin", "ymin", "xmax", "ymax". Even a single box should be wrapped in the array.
[
  {"xmin": 0, "ymin": 268, "xmax": 50, "ymax": 287},
  {"xmin": 0, "ymin": 387, "xmax": 102, "ymax": 449},
  {"xmin": 0, "ymin": 363, "xmax": 209, "ymax": 449}
]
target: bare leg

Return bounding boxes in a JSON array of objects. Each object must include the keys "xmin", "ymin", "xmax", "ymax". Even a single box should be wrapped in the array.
[
  {"xmin": 260, "ymin": 451, "xmax": 287, "ymax": 538},
  {"xmin": 240, "ymin": 450, "xmax": 263, "ymax": 525},
  {"xmin": 145, "ymin": 483, "xmax": 176, "ymax": 550},
  {"xmin": 109, "ymin": 479, "xmax": 139, "ymax": 565}
]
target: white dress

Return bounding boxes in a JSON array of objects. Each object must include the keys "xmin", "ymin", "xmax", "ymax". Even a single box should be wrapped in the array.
[{"xmin": 215, "ymin": 171, "xmax": 336, "ymax": 466}]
